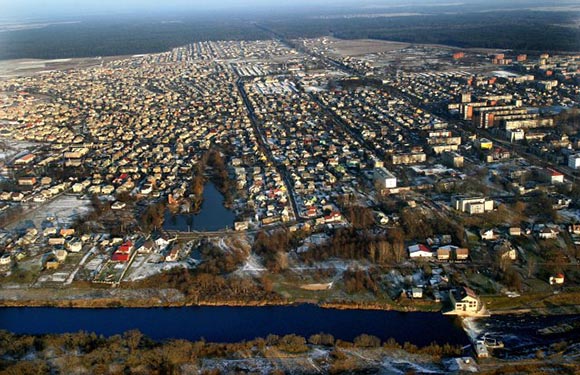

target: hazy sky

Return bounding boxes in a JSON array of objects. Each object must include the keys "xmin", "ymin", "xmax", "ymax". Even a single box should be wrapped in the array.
[
  {"xmin": 1, "ymin": 0, "xmax": 572, "ymax": 20},
  {"xmin": 2, "ymin": 0, "xmax": 359, "ymax": 17}
]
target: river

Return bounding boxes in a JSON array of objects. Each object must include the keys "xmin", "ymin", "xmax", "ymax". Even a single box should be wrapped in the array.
[
  {"xmin": 464, "ymin": 313, "xmax": 580, "ymax": 360},
  {"xmin": 163, "ymin": 182, "xmax": 235, "ymax": 232},
  {"xmin": 0, "ymin": 305, "xmax": 469, "ymax": 346}
]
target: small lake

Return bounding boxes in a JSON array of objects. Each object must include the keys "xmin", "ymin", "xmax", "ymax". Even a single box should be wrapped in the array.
[
  {"xmin": 0, "ymin": 305, "xmax": 469, "ymax": 346},
  {"xmin": 163, "ymin": 183, "xmax": 235, "ymax": 232}
]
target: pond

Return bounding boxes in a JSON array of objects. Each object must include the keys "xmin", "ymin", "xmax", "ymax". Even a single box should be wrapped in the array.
[{"xmin": 163, "ymin": 182, "xmax": 235, "ymax": 232}]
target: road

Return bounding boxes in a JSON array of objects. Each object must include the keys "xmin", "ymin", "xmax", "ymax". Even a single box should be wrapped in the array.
[
  {"xmin": 308, "ymin": 92, "xmax": 385, "ymax": 160},
  {"xmin": 234, "ymin": 76, "xmax": 302, "ymax": 222}
]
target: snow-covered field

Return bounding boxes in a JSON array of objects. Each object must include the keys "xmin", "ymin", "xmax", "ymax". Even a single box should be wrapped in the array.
[
  {"xmin": 9, "ymin": 195, "xmax": 91, "ymax": 231},
  {"xmin": 236, "ymin": 253, "xmax": 266, "ymax": 276},
  {"xmin": 124, "ymin": 253, "xmax": 190, "ymax": 282},
  {"xmin": 559, "ymin": 209, "xmax": 580, "ymax": 222},
  {"xmin": 0, "ymin": 136, "xmax": 38, "ymax": 165},
  {"xmin": 37, "ymin": 272, "xmax": 69, "ymax": 283}
]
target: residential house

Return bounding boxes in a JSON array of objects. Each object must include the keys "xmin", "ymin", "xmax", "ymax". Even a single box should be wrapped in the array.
[
  {"xmin": 48, "ymin": 237, "xmax": 65, "ymax": 246},
  {"xmin": 137, "ymin": 240, "xmax": 155, "ymax": 254},
  {"xmin": 437, "ymin": 247, "xmax": 451, "ymax": 261},
  {"xmin": 495, "ymin": 240, "xmax": 517, "ymax": 261},
  {"xmin": 45, "ymin": 256, "xmax": 60, "ymax": 270},
  {"xmin": 542, "ymin": 168, "xmax": 564, "ymax": 184},
  {"xmin": 452, "ymin": 196, "xmax": 494, "ymax": 214},
  {"xmin": 449, "ymin": 287, "xmax": 484, "ymax": 315},
  {"xmin": 53, "ymin": 249, "xmax": 67, "ymax": 262},
  {"xmin": 480, "ymin": 228, "xmax": 499, "ymax": 241},
  {"xmin": 0, "ymin": 253, "xmax": 11, "ymax": 266},
  {"xmin": 411, "ymin": 287, "xmax": 423, "ymax": 299},
  {"xmin": 456, "ymin": 247, "xmax": 470, "ymax": 261},
  {"xmin": 235, "ymin": 221, "xmax": 250, "ymax": 231},
  {"xmin": 66, "ymin": 239, "xmax": 82, "ymax": 253},
  {"xmin": 549, "ymin": 273, "xmax": 565, "ymax": 285},
  {"xmin": 568, "ymin": 224, "xmax": 580, "ymax": 235},
  {"xmin": 508, "ymin": 227, "xmax": 522, "ymax": 236},
  {"xmin": 165, "ymin": 246, "xmax": 180, "ymax": 262},
  {"xmin": 538, "ymin": 227, "xmax": 558, "ymax": 240},
  {"xmin": 112, "ymin": 241, "xmax": 134, "ymax": 262},
  {"xmin": 408, "ymin": 244, "xmax": 433, "ymax": 258}
]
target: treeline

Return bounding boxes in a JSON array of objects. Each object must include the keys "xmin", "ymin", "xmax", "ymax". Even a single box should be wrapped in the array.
[
  {"xmin": 206, "ymin": 149, "xmax": 234, "ymax": 208},
  {"xmin": 265, "ymin": 10, "xmax": 580, "ymax": 52},
  {"xmin": 556, "ymin": 108, "xmax": 580, "ymax": 135},
  {"xmin": 3, "ymin": 10, "xmax": 578, "ymax": 61},
  {"xmin": 130, "ymin": 267, "xmax": 277, "ymax": 304},
  {"xmin": 0, "ymin": 18, "xmax": 270, "ymax": 60},
  {"xmin": 253, "ymin": 230, "xmax": 304, "ymax": 273},
  {"xmin": 0, "ymin": 329, "xmax": 464, "ymax": 375},
  {"xmin": 400, "ymin": 208, "xmax": 467, "ymax": 246},
  {"xmin": 301, "ymin": 227, "xmax": 406, "ymax": 265},
  {"xmin": 129, "ymin": 255, "xmax": 276, "ymax": 304},
  {"xmin": 343, "ymin": 268, "xmax": 379, "ymax": 294}
]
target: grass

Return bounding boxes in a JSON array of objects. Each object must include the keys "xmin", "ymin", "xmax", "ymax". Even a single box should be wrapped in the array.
[
  {"xmin": 270, "ymin": 273, "xmax": 443, "ymax": 311},
  {"xmin": 483, "ymin": 287, "xmax": 580, "ymax": 312}
]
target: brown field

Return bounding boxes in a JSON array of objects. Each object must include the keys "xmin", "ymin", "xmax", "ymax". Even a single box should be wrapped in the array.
[{"xmin": 325, "ymin": 38, "xmax": 411, "ymax": 57}]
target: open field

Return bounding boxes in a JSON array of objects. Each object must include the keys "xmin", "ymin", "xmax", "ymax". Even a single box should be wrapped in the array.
[
  {"xmin": 7, "ymin": 194, "xmax": 91, "ymax": 231},
  {"xmin": 0, "ymin": 55, "xmax": 135, "ymax": 78},
  {"xmin": 323, "ymin": 38, "xmax": 411, "ymax": 57}
]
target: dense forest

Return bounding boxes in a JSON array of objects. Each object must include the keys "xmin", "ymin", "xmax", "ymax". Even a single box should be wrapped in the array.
[
  {"xmin": 0, "ymin": 10, "xmax": 578, "ymax": 60},
  {"xmin": 264, "ymin": 10, "xmax": 580, "ymax": 52},
  {"xmin": 0, "ymin": 17, "xmax": 270, "ymax": 60}
]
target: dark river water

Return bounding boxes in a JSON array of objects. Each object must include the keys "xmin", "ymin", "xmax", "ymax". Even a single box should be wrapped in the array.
[
  {"xmin": 0, "ymin": 305, "xmax": 469, "ymax": 346},
  {"xmin": 163, "ymin": 183, "xmax": 235, "ymax": 231},
  {"xmin": 464, "ymin": 314, "xmax": 580, "ymax": 359}
]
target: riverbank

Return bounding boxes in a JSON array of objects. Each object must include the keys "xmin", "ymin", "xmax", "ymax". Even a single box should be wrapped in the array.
[
  {"xmin": 0, "ymin": 285, "xmax": 438, "ymax": 312},
  {"xmin": 482, "ymin": 288, "xmax": 580, "ymax": 316},
  {"xmin": 2, "ymin": 286, "xmax": 580, "ymax": 316},
  {"xmin": 0, "ymin": 286, "xmax": 288, "ymax": 309}
]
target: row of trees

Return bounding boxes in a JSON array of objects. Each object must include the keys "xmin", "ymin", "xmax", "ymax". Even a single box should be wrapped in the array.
[
  {"xmin": 253, "ymin": 230, "xmax": 302, "ymax": 273},
  {"xmin": 0, "ymin": 329, "xmax": 465, "ymax": 374},
  {"xmin": 301, "ymin": 227, "xmax": 407, "ymax": 265},
  {"xmin": 129, "ymin": 262, "xmax": 277, "ymax": 304},
  {"xmin": 343, "ymin": 268, "xmax": 379, "ymax": 294},
  {"xmin": 189, "ymin": 148, "xmax": 234, "ymax": 213}
]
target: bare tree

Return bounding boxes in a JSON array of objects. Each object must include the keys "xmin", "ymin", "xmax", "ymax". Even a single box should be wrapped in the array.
[{"xmin": 526, "ymin": 257, "xmax": 537, "ymax": 278}]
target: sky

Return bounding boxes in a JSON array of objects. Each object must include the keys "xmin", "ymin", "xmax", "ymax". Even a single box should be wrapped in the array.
[
  {"xmin": 0, "ymin": 0, "xmax": 572, "ymax": 20},
  {"xmin": 2, "ymin": 0, "xmax": 358, "ymax": 18}
]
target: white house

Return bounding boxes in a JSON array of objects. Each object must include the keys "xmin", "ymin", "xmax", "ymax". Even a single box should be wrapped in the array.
[
  {"xmin": 373, "ymin": 167, "xmax": 397, "ymax": 189},
  {"xmin": 568, "ymin": 153, "xmax": 580, "ymax": 169},
  {"xmin": 549, "ymin": 273, "xmax": 565, "ymax": 285},
  {"xmin": 449, "ymin": 287, "xmax": 484, "ymax": 315},
  {"xmin": 543, "ymin": 168, "xmax": 564, "ymax": 184},
  {"xmin": 480, "ymin": 228, "xmax": 499, "ymax": 241},
  {"xmin": 538, "ymin": 227, "xmax": 558, "ymax": 240},
  {"xmin": 452, "ymin": 196, "xmax": 494, "ymax": 214},
  {"xmin": 0, "ymin": 253, "xmax": 11, "ymax": 266},
  {"xmin": 53, "ymin": 249, "xmax": 68, "ymax": 262},
  {"xmin": 411, "ymin": 287, "xmax": 423, "ymax": 298},
  {"xmin": 408, "ymin": 244, "xmax": 433, "ymax": 258},
  {"xmin": 66, "ymin": 239, "xmax": 83, "ymax": 253},
  {"xmin": 111, "ymin": 201, "xmax": 126, "ymax": 210}
]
